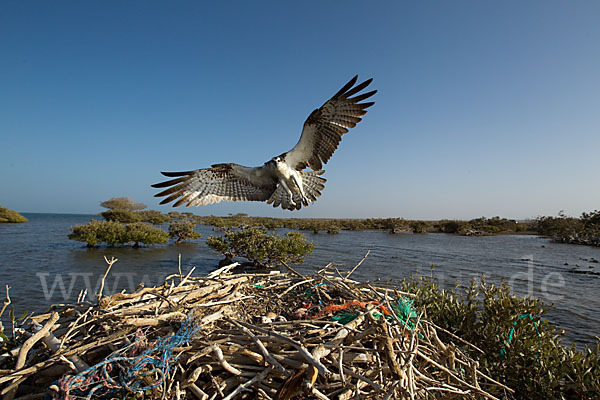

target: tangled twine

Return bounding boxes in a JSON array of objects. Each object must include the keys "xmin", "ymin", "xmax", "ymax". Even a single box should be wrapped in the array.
[{"xmin": 57, "ymin": 314, "xmax": 201, "ymax": 399}]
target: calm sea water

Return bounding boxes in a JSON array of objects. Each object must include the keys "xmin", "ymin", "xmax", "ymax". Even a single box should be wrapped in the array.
[{"xmin": 1, "ymin": 213, "xmax": 599, "ymax": 347}]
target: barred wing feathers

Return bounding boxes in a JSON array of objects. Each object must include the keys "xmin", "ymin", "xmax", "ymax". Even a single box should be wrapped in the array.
[
  {"xmin": 284, "ymin": 75, "xmax": 376, "ymax": 171},
  {"xmin": 152, "ymin": 164, "xmax": 277, "ymax": 207}
]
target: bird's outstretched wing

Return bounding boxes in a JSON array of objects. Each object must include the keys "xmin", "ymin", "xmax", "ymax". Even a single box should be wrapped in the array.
[
  {"xmin": 284, "ymin": 75, "xmax": 376, "ymax": 171},
  {"xmin": 151, "ymin": 163, "xmax": 277, "ymax": 207}
]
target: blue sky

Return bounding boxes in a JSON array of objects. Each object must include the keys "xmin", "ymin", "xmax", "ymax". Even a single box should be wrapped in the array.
[{"xmin": 1, "ymin": 1, "xmax": 599, "ymax": 219}]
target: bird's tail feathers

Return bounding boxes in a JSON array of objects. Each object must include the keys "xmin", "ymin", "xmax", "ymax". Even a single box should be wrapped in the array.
[
  {"xmin": 266, "ymin": 170, "xmax": 326, "ymax": 211},
  {"xmin": 302, "ymin": 170, "xmax": 326, "ymax": 202}
]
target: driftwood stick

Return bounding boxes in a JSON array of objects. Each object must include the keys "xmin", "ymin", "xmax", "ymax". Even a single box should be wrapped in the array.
[
  {"xmin": 206, "ymin": 263, "xmax": 240, "ymax": 279},
  {"xmin": 311, "ymin": 386, "xmax": 331, "ymax": 400},
  {"xmin": 345, "ymin": 250, "xmax": 370, "ymax": 280},
  {"xmin": 210, "ymin": 344, "xmax": 242, "ymax": 375},
  {"xmin": 58, "ymin": 306, "xmax": 93, "ymax": 350},
  {"xmin": 178, "ymin": 253, "xmax": 183, "ymax": 283},
  {"xmin": 234, "ymin": 320, "xmax": 331, "ymax": 376},
  {"xmin": 423, "ymin": 320, "xmax": 485, "ymax": 354},
  {"xmin": 424, "ymin": 385, "xmax": 470, "ymax": 395},
  {"xmin": 453, "ymin": 357, "xmax": 515, "ymax": 394},
  {"xmin": 278, "ymin": 278, "xmax": 314, "ymax": 298},
  {"xmin": 187, "ymin": 383, "xmax": 209, "ymax": 400},
  {"xmin": 338, "ymin": 348, "xmax": 345, "ymax": 386},
  {"xmin": 0, "ymin": 285, "xmax": 11, "ymax": 319},
  {"xmin": 1, "ymin": 376, "xmax": 27, "ymax": 397},
  {"xmin": 382, "ymin": 381, "xmax": 399, "ymax": 400},
  {"xmin": 316, "ymin": 262, "xmax": 335, "ymax": 274},
  {"xmin": 5, "ymin": 313, "xmax": 59, "ymax": 400},
  {"xmin": 417, "ymin": 350, "xmax": 500, "ymax": 400},
  {"xmin": 96, "ymin": 256, "xmax": 118, "ymax": 302},
  {"xmin": 178, "ymin": 266, "xmax": 197, "ymax": 287},
  {"xmin": 280, "ymin": 261, "xmax": 306, "ymax": 279},
  {"xmin": 222, "ymin": 366, "xmax": 271, "ymax": 400},
  {"xmin": 34, "ymin": 320, "xmax": 89, "ymax": 372},
  {"xmin": 15, "ymin": 313, "xmax": 59, "ymax": 370},
  {"xmin": 328, "ymin": 355, "xmax": 383, "ymax": 392},
  {"xmin": 196, "ymin": 295, "xmax": 254, "ymax": 308},
  {"xmin": 227, "ymin": 319, "xmax": 289, "ymax": 377}
]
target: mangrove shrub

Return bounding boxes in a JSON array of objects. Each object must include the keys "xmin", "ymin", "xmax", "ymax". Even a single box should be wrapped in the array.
[
  {"xmin": 0, "ymin": 205, "xmax": 27, "ymax": 223},
  {"xmin": 137, "ymin": 210, "xmax": 171, "ymax": 224},
  {"xmin": 207, "ymin": 226, "xmax": 314, "ymax": 268},
  {"xmin": 401, "ymin": 274, "xmax": 600, "ymax": 399},
  {"xmin": 101, "ymin": 209, "xmax": 141, "ymax": 223},
  {"xmin": 536, "ymin": 210, "xmax": 600, "ymax": 246},
  {"xmin": 102, "ymin": 209, "xmax": 171, "ymax": 225},
  {"xmin": 168, "ymin": 218, "xmax": 202, "ymax": 243},
  {"xmin": 69, "ymin": 220, "xmax": 168, "ymax": 247},
  {"xmin": 100, "ymin": 197, "xmax": 147, "ymax": 211}
]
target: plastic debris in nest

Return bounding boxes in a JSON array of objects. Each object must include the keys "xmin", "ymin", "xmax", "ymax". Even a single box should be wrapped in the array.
[{"xmin": 57, "ymin": 314, "xmax": 201, "ymax": 399}]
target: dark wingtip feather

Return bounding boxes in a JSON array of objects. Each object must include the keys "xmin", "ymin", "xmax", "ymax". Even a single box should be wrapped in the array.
[
  {"xmin": 333, "ymin": 75, "xmax": 359, "ymax": 99},
  {"xmin": 151, "ymin": 177, "xmax": 188, "ymax": 188},
  {"xmin": 343, "ymin": 78, "xmax": 373, "ymax": 98},
  {"xmin": 155, "ymin": 185, "xmax": 182, "ymax": 197},
  {"xmin": 173, "ymin": 198, "xmax": 187, "ymax": 207},
  {"xmin": 360, "ymin": 101, "xmax": 375, "ymax": 109},
  {"xmin": 350, "ymin": 89, "xmax": 377, "ymax": 103},
  {"xmin": 161, "ymin": 171, "xmax": 195, "ymax": 177}
]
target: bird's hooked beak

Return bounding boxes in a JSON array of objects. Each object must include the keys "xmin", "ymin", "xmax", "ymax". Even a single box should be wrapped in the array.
[{"xmin": 267, "ymin": 156, "xmax": 282, "ymax": 165}]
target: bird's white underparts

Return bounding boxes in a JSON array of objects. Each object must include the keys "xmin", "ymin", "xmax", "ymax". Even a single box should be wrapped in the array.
[{"xmin": 152, "ymin": 75, "xmax": 376, "ymax": 211}]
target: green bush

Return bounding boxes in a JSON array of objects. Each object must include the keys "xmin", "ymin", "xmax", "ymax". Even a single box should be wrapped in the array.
[
  {"xmin": 168, "ymin": 211, "xmax": 182, "ymax": 219},
  {"xmin": 0, "ymin": 205, "xmax": 27, "ymax": 223},
  {"xmin": 101, "ymin": 209, "xmax": 141, "ymax": 223},
  {"xmin": 200, "ymin": 215, "xmax": 534, "ymax": 236},
  {"xmin": 410, "ymin": 220, "xmax": 430, "ymax": 234},
  {"xmin": 401, "ymin": 273, "xmax": 600, "ymax": 399},
  {"xmin": 437, "ymin": 219, "xmax": 472, "ymax": 234},
  {"xmin": 168, "ymin": 219, "xmax": 202, "ymax": 243},
  {"xmin": 468, "ymin": 216, "xmax": 525, "ymax": 234},
  {"xmin": 207, "ymin": 226, "xmax": 314, "ymax": 268},
  {"xmin": 327, "ymin": 225, "xmax": 340, "ymax": 234},
  {"xmin": 69, "ymin": 220, "xmax": 125, "ymax": 246},
  {"xmin": 136, "ymin": 210, "xmax": 171, "ymax": 224},
  {"xmin": 100, "ymin": 197, "xmax": 147, "ymax": 211},
  {"xmin": 536, "ymin": 210, "xmax": 600, "ymax": 246},
  {"xmin": 69, "ymin": 220, "xmax": 168, "ymax": 247},
  {"xmin": 125, "ymin": 222, "xmax": 169, "ymax": 247}
]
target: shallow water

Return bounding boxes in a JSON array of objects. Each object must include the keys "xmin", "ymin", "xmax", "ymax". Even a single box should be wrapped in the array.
[{"xmin": 1, "ymin": 213, "xmax": 599, "ymax": 347}]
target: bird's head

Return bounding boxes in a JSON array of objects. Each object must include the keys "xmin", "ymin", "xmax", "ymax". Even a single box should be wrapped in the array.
[{"xmin": 267, "ymin": 155, "xmax": 285, "ymax": 165}]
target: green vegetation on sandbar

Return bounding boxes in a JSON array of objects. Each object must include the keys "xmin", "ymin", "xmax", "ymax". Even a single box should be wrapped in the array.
[
  {"xmin": 200, "ymin": 214, "xmax": 533, "ymax": 236},
  {"xmin": 68, "ymin": 197, "xmax": 200, "ymax": 247},
  {"xmin": 65, "ymin": 196, "xmax": 600, "ymax": 248},
  {"xmin": 198, "ymin": 211, "xmax": 600, "ymax": 247},
  {"xmin": 536, "ymin": 210, "xmax": 600, "ymax": 247},
  {"xmin": 0, "ymin": 205, "xmax": 27, "ymax": 223}
]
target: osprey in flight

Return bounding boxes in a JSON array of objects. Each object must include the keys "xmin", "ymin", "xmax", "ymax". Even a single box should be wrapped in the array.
[{"xmin": 152, "ymin": 76, "xmax": 376, "ymax": 211}]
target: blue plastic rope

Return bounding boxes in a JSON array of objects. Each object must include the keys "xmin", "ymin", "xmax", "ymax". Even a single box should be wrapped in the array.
[
  {"xmin": 499, "ymin": 313, "xmax": 540, "ymax": 358},
  {"xmin": 58, "ymin": 314, "xmax": 201, "ymax": 399}
]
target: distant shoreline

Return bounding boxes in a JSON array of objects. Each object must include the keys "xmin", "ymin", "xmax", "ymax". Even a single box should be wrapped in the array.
[{"xmin": 13, "ymin": 212, "xmax": 600, "ymax": 248}]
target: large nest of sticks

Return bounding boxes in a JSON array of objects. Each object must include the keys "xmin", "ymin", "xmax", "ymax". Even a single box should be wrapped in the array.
[{"xmin": 0, "ymin": 258, "xmax": 514, "ymax": 399}]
